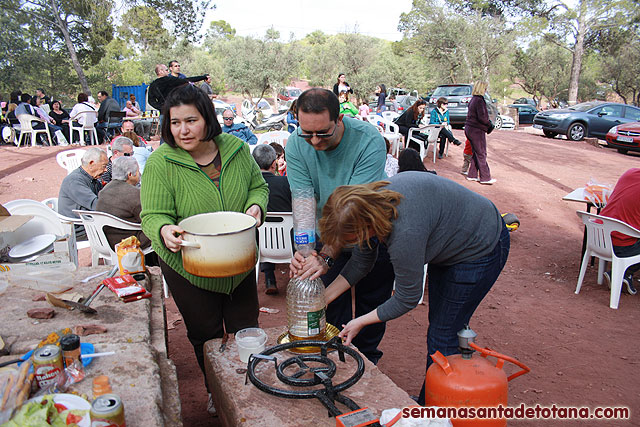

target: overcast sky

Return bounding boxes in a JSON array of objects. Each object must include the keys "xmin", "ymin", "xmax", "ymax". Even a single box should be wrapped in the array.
[{"xmin": 204, "ymin": 0, "xmax": 415, "ymax": 42}]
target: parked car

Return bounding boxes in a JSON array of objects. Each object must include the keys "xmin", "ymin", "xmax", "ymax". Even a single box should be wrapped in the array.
[
  {"xmin": 498, "ymin": 114, "xmax": 515, "ymax": 130},
  {"xmin": 276, "ymin": 87, "xmax": 302, "ymax": 110},
  {"xmin": 533, "ymin": 101, "xmax": 640, "ymax": 141},
  {"xmin": 427, "ymin": 84, "xmax": 499, "ymax": 128},
  {"xmin": 507, "ymin": 104, "xmax": 539, "ymax": 125},
  {"xmin": 368, "ymin": 94, "xmax": 417, "ymax": 114},
  {"xmin": 605, "ymin": 122, "xmax": 640, "ymax": 154},
  {"xmin": 241, "ymin": 98, "xmax": 274, "ymax": 120},
  {"xmin": 514, "ymin": 97, "xmax": 537, "ymax": 107}
]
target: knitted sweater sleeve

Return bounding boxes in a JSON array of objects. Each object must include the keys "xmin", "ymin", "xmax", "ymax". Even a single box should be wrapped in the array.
[{"xmin": 140, "ymin": 152, "xmax": 178, "ymax": 248}]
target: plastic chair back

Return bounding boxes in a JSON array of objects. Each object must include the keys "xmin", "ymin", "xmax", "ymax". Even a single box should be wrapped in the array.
[
  {"xmin": 382, "ymin": 111, "xmax": 400, "ymax": 121},
  {"xmin": 56, "ymin": 149, "xmax": 86, "ymax": 175},
  {"xmin": 257, "ymin": 131, "xmax": 290, "ymax": 147},
  {"xmin": 73, "ymin": 209, "xmax": 152, "ymax": 266},
  {"xmin": 16, "ymin": 114, "xmax": 52, "ymax": 147},
  {"xmin": 256, "ymin": 212, "xmax": 294, "ymax": 281}
]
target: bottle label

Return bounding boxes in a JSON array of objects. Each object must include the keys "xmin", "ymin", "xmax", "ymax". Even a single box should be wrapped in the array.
[
  {"xmin": 294, "ymin": 231, "xmax": 315, "ymax": 245},
  {"xmin": 307, "ymin": 309, "xmax": 324, "ymax": 336}
]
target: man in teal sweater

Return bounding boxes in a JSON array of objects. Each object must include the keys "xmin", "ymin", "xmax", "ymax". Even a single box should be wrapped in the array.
[{"xmin": 286, "ymin": 88, "xmax": 394, "ymax": 364}]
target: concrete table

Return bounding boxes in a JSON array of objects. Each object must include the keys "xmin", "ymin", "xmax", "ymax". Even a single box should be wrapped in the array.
[
  {"xmin": 0, "ymin": 266, "xmax": 181, "ymax": 426},
  {"xmin": 204, "ymin": 327, "xmax": 415, "ymax": 426}
]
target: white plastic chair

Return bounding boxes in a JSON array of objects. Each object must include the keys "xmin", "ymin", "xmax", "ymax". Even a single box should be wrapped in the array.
[
  {"xmin": 69, "ymin": 111, "xmax": 99, "ymax": 146},
  {"xmin": 56, "ymin": 149, "xmax": 86, "ymax": 175},
  {"xmin": 255, "ymin": 212, "xmax": 294, "ymax": 282},
  {"xmin": 574, "ymin": 211, "xmax": 640, "ymax": 309},
  {"xmin": 377, "ymin": 117, "xmax": 403, "ymax": 157},
  {"xmin": 73, "ymin": 210, "xmax": 154, "ymax": 267},
  {"xmin": 408, "ymin": 125, "xmax": 442, "ymax": 163},
  {"xmin": 382, "ymin": 111, "xmax": 400, "ymax": 121},
  {"xmin": 257, "ymin": 131, "xmax": 290, "ymax": 147},
  {"xmin": 16, "ymin": 114, "xmax": 53, "ymax": 147}
]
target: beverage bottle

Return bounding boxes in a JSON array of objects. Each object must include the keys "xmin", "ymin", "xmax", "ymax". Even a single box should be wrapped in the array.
[
  {"xmin": 291, "ymin": 187, "xmax": 316, "ymax": 257},
  {"xmin": 287, "ymin": 187, "xmax": 326, "ymax": 341}
]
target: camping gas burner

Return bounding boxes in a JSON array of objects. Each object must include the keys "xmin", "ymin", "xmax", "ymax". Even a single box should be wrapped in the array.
[{"xmin": 247, "ymin": 336, "xmax": 378, "ymax": 423}]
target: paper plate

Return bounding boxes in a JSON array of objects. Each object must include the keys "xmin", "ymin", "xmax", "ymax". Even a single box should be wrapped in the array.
[
  {"xmin": 8, "ymin": 234, "xmax": 57, "ymax": 259},
  {"xmin": 28, "ymin": 393, "xmax": 91, "ymax": 427},
  {"xmin": 20, "ymin": 343, "xmax": 96, "ymax": 368}
]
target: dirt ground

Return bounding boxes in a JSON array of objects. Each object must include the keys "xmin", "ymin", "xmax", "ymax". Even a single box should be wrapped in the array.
[{"xmin": 1, "ymin": 126, "xmax": 639, "ymax": 426}]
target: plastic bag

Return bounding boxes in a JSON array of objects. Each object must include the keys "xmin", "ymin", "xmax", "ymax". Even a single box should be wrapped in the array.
[
  {"xmin": 54, "ymin": 129, "xmax": 69, "ymax": 146},
  {"xmin": 584, "ymin": 178, "xmax": 613, "ymax": 208},
  {"xmin": 116, "ymin": 236, "xmax": 145, "ymax": 275},
  {"xmin": 380, "ymin": 406, "xmax": 453, "ymax": 426}
]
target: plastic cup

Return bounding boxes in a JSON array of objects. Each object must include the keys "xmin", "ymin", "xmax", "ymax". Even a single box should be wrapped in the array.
[{"xmin": 235, "ymin": 328, "xmax": 267, "ymax": 363}]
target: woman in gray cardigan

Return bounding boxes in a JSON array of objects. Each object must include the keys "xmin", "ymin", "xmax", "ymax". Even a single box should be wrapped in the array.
[{"xmin": 317, "ymin": 172, "xmax": 510, "ymax": 405}]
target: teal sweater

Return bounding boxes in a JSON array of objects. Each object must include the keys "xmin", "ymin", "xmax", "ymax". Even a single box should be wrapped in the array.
[
  {"xmin": 140, "ymin": 133, "xmax": 268, "ymax": 294},
  {"xmin": 286, "ymin": 116, "xmax": 387, "ymax": 220}
]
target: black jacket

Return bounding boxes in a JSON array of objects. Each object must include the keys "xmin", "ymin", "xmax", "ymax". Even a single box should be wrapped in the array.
[
  {"xmin": 332, "ymin": 82, "xmax": 353, "ymax": 96},
  {"xmin": 97, "ymin": 97, "xmax": 121, "ymax": 123},
  {"xmin": 148, "ymin": 74, "xmax": 208, "ymax": 110},
  {"xmin": 261, "ymin": 171, "xmax": 292, "ymax": 212}
]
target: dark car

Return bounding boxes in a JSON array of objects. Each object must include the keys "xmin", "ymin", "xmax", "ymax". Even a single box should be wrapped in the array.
[
  {"xmin": 368, "ymin": 94, "xmax": 417, "ymax": 114},
  {"xmin": 533, "ymin": 101, "xmax": 640, "ymax": 141},
  {"xmin": 427, "ymin": 84, "xmax": 499, "ymax": 128},
  {"xmin": 514, "ymin": 97, "xmax": 537, "ymax": 107},
  {"xmin": 507, "ymin": 104, "xmax": 539, "ymax": 125},
  {"xmin": 605, "ymin": 122, "xmax": 640, "ymax": 154}
]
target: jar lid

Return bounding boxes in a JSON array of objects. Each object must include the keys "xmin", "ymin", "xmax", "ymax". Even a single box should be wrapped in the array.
[{"xmin": 60, "ymin": 334, "xmax": 80, "ymax": 350}]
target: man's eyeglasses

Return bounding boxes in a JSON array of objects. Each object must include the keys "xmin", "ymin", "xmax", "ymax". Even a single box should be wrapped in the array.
[
  {"xmin": 123, "ymin": 152, "xmax": 132, "ymax": 157},
  {"xmin": 223, "ymin": 117, "xmax": 234, "ymax": 121},
  {"xmin": 297, "ymin": 122, "xmax": 337, "ymax": 140}
]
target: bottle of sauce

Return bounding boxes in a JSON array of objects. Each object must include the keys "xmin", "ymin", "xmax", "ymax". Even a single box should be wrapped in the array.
[{"xmin": 61, "ymin": 334, "xmax": 85, "ymax": 383}]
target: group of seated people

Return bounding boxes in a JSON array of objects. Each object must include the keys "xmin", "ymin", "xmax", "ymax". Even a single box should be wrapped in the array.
[{"xmin": 1, "ymin": 88, "xmax": 152, "ymax": 146}]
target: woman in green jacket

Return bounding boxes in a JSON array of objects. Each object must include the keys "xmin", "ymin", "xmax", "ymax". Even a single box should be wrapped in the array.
[{"xmin": 140, "ymin": 84, "xmax": 268, "ymax": 415}]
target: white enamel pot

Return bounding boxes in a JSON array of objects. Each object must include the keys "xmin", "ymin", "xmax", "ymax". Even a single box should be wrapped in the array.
[{"xmin": 177, "ymin": 212, "xmax": 257, "ymax": 278}]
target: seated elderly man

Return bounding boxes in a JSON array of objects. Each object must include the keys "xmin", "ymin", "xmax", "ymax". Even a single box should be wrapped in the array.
[
  {"xmin": 58, "ymin": 147, "xmax": 108, "ymax": 240},
  {"xmin": 102, "ymin": 136, "xmax": 135, "ymax": 183},
  {"xmin": 252, "ymin": 144, "xmax": 292, "ymax": 294},
  {"xmin": 121, "ymin": 121, "xmax": 152, "ymax": 174},
  {"xmin": 222, "ymin": 109, "xmax": 257, "ymax": 145},
  {"xmin": 96, "ymin": 156, "xmax": 150, "ymax": 250}
]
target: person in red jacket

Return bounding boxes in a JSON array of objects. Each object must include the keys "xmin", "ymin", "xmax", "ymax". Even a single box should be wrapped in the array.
[{"xmin": 600, "ymin": 168, "xmax": 640, "ymax": 294}]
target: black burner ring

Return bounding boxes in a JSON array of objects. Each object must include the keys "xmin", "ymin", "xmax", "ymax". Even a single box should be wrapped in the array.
[{"xmin": 276, "ymin": 355, "xmax": 337, "ymax": 387}]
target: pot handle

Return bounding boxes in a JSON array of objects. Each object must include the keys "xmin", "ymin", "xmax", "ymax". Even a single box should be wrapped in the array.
[{"xmin": 179, "ymin": 240, "xmax": 201, "ymax": 249}]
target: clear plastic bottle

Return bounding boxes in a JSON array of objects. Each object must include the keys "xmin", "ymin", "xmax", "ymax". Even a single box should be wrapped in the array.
[
  {"xmin": 287, "ymin": 187, "xmax": 326, "ymax": 341},
  {"xmin": 292, "ymin": 187, "xmax": 316, "ymax": 257},
  {"xmin": 286, "ymin": 276, "xmax": 326, "ymax": 341}
]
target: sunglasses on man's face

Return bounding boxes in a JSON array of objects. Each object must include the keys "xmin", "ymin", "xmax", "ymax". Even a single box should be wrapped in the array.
[
  {"xmin": 123, "ymin": 152, "xmax": 132, "ymax": 157},
  {"xmin": 223, "ymin": 117, "xmax": 234, "ymax": 121}
]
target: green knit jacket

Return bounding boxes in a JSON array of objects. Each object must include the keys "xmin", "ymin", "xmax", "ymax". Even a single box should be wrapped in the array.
[{"xmin": 140, "ymin": 133, "xmax": 268, "ymax": 294}]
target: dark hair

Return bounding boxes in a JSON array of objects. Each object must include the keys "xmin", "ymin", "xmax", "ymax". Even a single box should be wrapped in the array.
[
  {"xmin": 52, "ymin": 100, "xmax": 61, "ymax": 109},
  {"xmin": 398, "ymin": 148, "xmax": 427, "ymax": 173},
  {"xmin": 169, "ymin": 60, "xmax": 179, "ymax": 68},
  {"xmin": 297, "ymin": 88, "xmax": 340, "ymax": 122},
  {"xmin": 161, "ymin": 84, "xmax": 222, "ymax": 148},
  {"xmin": 78, "ymin": 93, "xmax": 89, "ymax": 103},
  {"xmin": 384, "ymin": 137, "xmax": 391, "ymax": 154},
  {"xmin": 10, "ymin": 90, "xmax": 21, "ymax": 103},
  {"xmin": 336, "ymin": 73, "xmax": 345, "ymax": 83},
  {"xmin": 20, "ymin": 93, "xmax": 31, "ymax": 103},
  {"xmin": 288, "ymin": 99, "xmax": 297, "ymax": 115},
  {"xmin": 29, "ymin": 96, "xmax": 39, "ymax": 106},
  {"xmin": 379, "ymin": 84, "xmax": 386, "ymax": 95},
  {"xmin": 270, "ymin": 142, "xmax": 284, "ymax": 157},
  {"xmin": 409, "ymin": 99, "xmax": 427, "ymax": 121},
  {"xmin": 37, "ymin": 88, "xmax": 45, "ymax": 94},
  {"xmin": 98, "ymin": 90, "xmax": 109, "ymax": 97},
  {"xmin": 437, "ymin": 97, "xmax": 448, "ymax": 108}
]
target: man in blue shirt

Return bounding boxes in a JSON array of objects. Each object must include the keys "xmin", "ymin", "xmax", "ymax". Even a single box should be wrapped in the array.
[{"xmin": 221, "ymin": 109, "xmax": 257, "ymax": 145}]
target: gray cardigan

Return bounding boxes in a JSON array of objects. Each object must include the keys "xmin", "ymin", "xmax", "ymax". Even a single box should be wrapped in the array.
[{"xmin": 339, "ymin": 171, "xmax": 502, "ymax": 322}]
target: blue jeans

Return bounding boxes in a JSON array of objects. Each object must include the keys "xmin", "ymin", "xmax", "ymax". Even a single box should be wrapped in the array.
[
  {"xmin": 418, "ymin": 221, "xmax": 510, "ymax": 404},
  {"xmin": 613, "ymin": 239, "xmax": 640, "ymax": 278}
]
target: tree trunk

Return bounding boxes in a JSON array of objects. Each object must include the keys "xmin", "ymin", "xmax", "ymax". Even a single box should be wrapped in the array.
[
  {"xmin": 49, "ymin": 0, "xmax": 90, "ymax": 95},
  {"xmin": 567, "ymin": 0, "xmax": 587, "ymax": 104}
]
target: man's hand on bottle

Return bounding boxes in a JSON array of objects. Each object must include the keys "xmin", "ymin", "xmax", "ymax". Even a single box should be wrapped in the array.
[{"xmin": 289, "ymin": 251, "xmax": 328, "ymax": 280}]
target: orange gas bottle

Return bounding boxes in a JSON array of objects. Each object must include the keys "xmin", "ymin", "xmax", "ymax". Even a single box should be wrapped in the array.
[{"xmin": 425, "ymin": 326, "xmax": 530, "ymax": 426}]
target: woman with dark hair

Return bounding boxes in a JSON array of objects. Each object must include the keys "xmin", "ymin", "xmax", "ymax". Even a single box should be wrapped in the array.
[
  {"xmin": 286, "ymin": 99, "xmax": 298, "ymax": 133},
  {"xmin": 465, "ymin": 81, "xmax": 495, "ymax": 184},
  {"xmin": 393, "ymin": 99, "xmax": 427, "ymax": 151},
  {"xmin": 429, "ymin": 97, "xmax": 461, "ymax": 159},
  {"xmin": 398, "ymin": 148, "xmax": 427, "ymax": 173},
  {"xmin": 270, "ymin": 142, "xmax": 287, "ymax": 176},
  {"xmin": 140, "ymin": 83, "xmax": 268, "ymax": 416},
  {"xmin": 319, "ymin": 174, "xmax": 509, "ymax": 405},
  {"xmin": 375, "ymin": 84, "xmax": 387, "ymax": 114},
  {"xmin": 332, "ymin": 73, "xmax": 353, "ymax": 96}
]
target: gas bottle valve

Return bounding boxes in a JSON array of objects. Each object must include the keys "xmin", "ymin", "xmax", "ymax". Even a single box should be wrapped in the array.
[{"xmin": 458, "ymin": 324, "xmax": 477, "ymax": 359}]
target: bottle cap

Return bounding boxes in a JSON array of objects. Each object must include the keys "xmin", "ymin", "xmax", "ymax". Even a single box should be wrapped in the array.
[{"xmin": 60, "ymin": 334, "xmax": 80, "ymax": 351}]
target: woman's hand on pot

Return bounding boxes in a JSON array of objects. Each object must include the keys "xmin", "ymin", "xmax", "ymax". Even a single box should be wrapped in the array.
[
  {"xmin": 245, "ymin": 204, "xmax": 262, "ymax": 227},
  {"xmin": 161, "ymin": 224, "xmax": 185, "ymax": 252}
]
